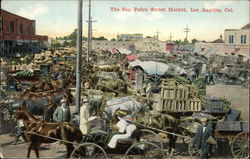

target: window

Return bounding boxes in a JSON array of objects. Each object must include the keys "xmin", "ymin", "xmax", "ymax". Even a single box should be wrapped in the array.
[
  {"xmin": 229, "ymin": 35, "xmax": 234, "ymax": 43},
  {"xmin": 27, "ymin": 25, "xmax": 30, "ymax": 35},
  {"xmin": 0, "ymin": 17, "xmax": 3, "ymax": 31},
  {"xmin": 123, "ymin": 44, "xmax": 125, "ymax": 46},
  {"xmin": 97, "ymin": 43, "xmax": 100, "ymax": 45},
  {"xmin": 31, "ymin": 26, "xmax": 35, "ymax": 35},
  {"xmin": 240, "ymin": 35, "xmax": 246, "ymax": 44},
  {"xmin": 105, "ymin": 43, "xmax": 108, "ymax": 45},
  {"xmin": 10, "ymin": 21, "xmax": 14, "ymax": 32},
  {"xmin": 113, "ymin": 43, "xmax": 116, "ymax": 45},
  {"xmin": 19, "ymin": 23, "xmax": 23, "ymax": 34}
]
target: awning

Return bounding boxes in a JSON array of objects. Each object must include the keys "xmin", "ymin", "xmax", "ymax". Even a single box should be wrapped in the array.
[
  {"xmin": 129, "ymin": 60, "xmax": 169, "ymax": 75},
  {"xmin": 126, "ymin": 54, "xmax": 138, "ymax": 61},
  {"xmin": 237, "ymin": 48, "xmax": 250, "ymax": 58},
  {"xmin": 117, "ymin": 48, "xmax": 131, "ymax": 55}
]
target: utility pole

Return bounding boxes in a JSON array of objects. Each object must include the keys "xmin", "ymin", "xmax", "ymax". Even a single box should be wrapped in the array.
[
  {"xmin": 155, "ymin": 30, "xmax": 160, "ymax": 51},
  {"xmin": 184, "ymin": 24, "xmax": 190, "ymax": 41},
  {"xmin": 169, "ymin": 33, "xmax": 173, "ymax": 43},
  {"xmin": 86, "ymin": 17, "xmax": 97, "ymax": 61},
  {"xmin": 184, "ymin": 25, "xmax": 190, "ymax": 51},
  {"xmin": 87, "ymin": 0, "xmax": 91, "ymax": 63},
  {"xmin": 75, "ymin": 0, "xmax": 82, "ymax": 114}
]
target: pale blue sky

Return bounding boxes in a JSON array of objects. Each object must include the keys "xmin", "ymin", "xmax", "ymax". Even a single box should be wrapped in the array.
[{"xmin": 2, "ymin": 0, "xmax": 249, "ymax": 41}]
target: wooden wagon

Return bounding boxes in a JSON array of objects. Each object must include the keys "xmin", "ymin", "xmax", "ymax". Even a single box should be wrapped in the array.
[{"xmin": 189, "ymin": 120, "xmax": 249, "ymax": 159}]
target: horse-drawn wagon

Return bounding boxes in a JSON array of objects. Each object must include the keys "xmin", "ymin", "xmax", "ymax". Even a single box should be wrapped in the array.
[{"xmin": 188, "ymin": 119, "xmax": 249, "ymax": 159}]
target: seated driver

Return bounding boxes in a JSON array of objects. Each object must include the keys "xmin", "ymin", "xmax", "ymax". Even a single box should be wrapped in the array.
[{"xmin": 108, "ymin": 115, "xmax": 137, "ymax": 149}]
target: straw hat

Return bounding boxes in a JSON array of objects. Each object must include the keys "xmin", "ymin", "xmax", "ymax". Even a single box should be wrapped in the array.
[{"xmin": 60, "ymin": 98, "xmax": 67, "ymax": 104}]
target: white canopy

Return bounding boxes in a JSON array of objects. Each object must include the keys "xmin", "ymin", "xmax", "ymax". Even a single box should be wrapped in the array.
[
  {"xmin": 129, "ymin": 60, "xmax": 169, "ymax": 75},
  {"xmin": 118, "ymin": 48, "xmax": 131, "ymax": 55}
]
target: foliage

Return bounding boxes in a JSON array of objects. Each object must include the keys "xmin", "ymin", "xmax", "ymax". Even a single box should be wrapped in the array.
[
  {"xmin": 191, "ymin": 38, "xmax": 198, "ymax": 44},
  {"xmin": 92, "ymin": 36, "xmax": 108, "ymax": 40},
  {"xmin": 12, "ymin": 70, "xmax": 34, "ymax": 77}
]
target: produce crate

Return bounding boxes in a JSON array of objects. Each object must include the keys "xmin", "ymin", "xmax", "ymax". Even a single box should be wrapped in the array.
[
  {"xmin": 157, "ymin": 98, "xmax": 201, "ymax": 112},
  {"xmin": 188, "ymin": 98, "xmax": 202, "ymax": 112},
  {"xmin": 158, "ymin": 98, "xmax": 188, "ymax": 112},
  {"xmin": 161, "ymin": 79, "xmax": 178, "ymax": 87},
  {"xmin": 161, "ymin": 86, "xmax": 189, "ymax": 99},
  {"xmin": 183, "ymin": 84, "xmax": 199, "ymax": 98}
]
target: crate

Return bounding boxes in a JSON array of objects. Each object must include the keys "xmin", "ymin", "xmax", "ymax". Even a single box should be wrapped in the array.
[
  {"xmin": 157, "ymin": 98, "xmax": 201, "ymax": 112},
  {"xmin": 183, "ymin": 84, "xmax": 199, "ymax": 98},
  {"xmin": 188, "ymin": 98, "xmax": 202, "ymax": 111},
  {"xmin": 162, "ymin": 79, "xmax": 178, "ymax": 87},
  {"xmin": 161, "ymin": 86, "xmax": 189, "ymax": 99},
  {"xmin": 158, "ymin": 99, "xmax": 188, "ymax": 112}
]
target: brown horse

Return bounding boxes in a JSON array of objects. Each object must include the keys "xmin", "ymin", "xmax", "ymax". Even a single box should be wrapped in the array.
[
  {"xmin": 135, "ymin": 113, "xmax": 180, "ymax": 154},
  {"xmin": 16, "ymin": 108, "xmax": 83, "ymax": 158}
]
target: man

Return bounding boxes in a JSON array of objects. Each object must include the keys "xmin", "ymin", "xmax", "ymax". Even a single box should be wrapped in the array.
[
  {"xmin": 208, "ymin": 71, "xmax": 215, "ymax": 85},
  {"xmin": 192, "ymin": 117, "xmax": 214, "ymax": 159},
  {"xmin": 108, "ymin": 115, "xmax": 137, "ymax": 149},
  {"xmin": 53, "ymin": 98, "xmax": 71, "ymax": 122},
  {"xmin": 80, "ymin": 98, "xmax": 89, "ymax": 134},
  {"xmin": 13, "ymin": 117, "xmax": 28, "ymax": 145}
]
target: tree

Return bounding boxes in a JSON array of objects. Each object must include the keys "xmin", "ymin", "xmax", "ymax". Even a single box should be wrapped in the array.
[
  {"xmin": 110, "ymin": 38, "xmax": 116, "ymax": 41},
  {"xmin": 92, "ymin": 36, "xmax": 107, "ymax": 40},
  {"xmin": 62, "ymin": 40, "xmax": 70, "ymax": 47},
  {"xmin": 191, "ymin": 39, "xmax": 198, "ymax": 44},
  {"xmin": 146, "ymin": 36, "xmax": 151, "ymax": 38}
]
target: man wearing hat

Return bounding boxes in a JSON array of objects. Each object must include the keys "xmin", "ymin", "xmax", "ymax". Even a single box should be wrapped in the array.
[
  {"xmin": 53, "ymin": 98, "xmax": 71, "ymax": 122},
  {"xmin": 192, "ymin": 117, "xmax": 214, "ymax": 159},
  {"xmin": 80, "ymin": 98, "xmax": 89, "ymax": 134},
  {"xmin": 108, "ymin": 114, "xmax": 137, "ymax": 149}
]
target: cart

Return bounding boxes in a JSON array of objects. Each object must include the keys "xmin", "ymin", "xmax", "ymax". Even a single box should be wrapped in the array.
[
  {"xmin": 188, "ymin": 120, "xmax": 249, "ymax": 159},
  {"xmin": 70, "ymin": 128, "xmax": 165, "ymax": 159}
]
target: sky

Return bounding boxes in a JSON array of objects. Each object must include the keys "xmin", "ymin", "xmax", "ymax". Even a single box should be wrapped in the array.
[{"xmin": 2, "ymin": 0, "xmax": 249, "ymax": 41}]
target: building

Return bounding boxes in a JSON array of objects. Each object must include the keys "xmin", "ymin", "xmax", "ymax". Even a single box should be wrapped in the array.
[
  {"xmin": 134, "ymin": 37, "xmax": 166, "ymax": 52},
  {"xmin": 117, "ymin": 33, "xmax": 143, "ymax": 41},
  {"xmin": 92, "ymin": 40, "xmax": 136, "ymax": 52},
  {"xmin": 194, "ymin": 24, "xmax": 250, "ymax": 59},
  {"xmin": 224, "ymin": 24, "xmax": 250, "ymax": 49},
  {"xmin": 0, "ymin": 9, "xmax": 49, "ymax": 57}
]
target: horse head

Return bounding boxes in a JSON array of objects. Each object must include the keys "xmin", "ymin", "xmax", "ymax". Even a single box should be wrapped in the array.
[{"xmin": 15, "ymin": 107, "xmax": 39, "ymax": 121}]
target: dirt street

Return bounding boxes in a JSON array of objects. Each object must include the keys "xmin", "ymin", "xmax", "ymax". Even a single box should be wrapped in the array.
[{"xmin": 206, "ymin": 84, "xmax": 249, "ymax": 121}]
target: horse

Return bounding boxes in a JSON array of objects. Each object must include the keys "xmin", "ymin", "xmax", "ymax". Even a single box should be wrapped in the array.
[
  {"xmin": 15, "ymin": 108, "xmax": 83, "ymax": 158},
  {"xmin": 135, "ymin": 113, "xmax": 180, "ymax": 155}
]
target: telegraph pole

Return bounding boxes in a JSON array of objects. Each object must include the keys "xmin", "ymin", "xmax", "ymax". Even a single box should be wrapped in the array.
[
  {"xmin": 86, "ymin": 17, "xmax": 97, "ymax": 61},
  {"xmin": 75, "ymin": 0, "xmax": 82, "ymax": 114},
  {"xmin": 87, "ymin": 0, "xmax": 91, "ymax": 62},
  {"xmin": 155, "ymin": 30, "xmax": 160, "ymax": 51},
  {"xmin": 184, "ymin": 24, "xmax": 190, "ymax": 41},
  {"xmin": 169, "ymin": 33, "xmax": 173, "ymax": 43},
  {"xmin": 184, "ymin": 25, "xmax": 190, "ymax": 51}
]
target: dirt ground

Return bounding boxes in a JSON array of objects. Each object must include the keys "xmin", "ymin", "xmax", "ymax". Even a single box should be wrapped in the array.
[{"xmin": 206, "ymin": 84, "xmax": 249, "ymax": 121}]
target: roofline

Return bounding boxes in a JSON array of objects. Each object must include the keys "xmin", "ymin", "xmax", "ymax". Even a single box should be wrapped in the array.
[{"xmin": 1, "ymin": 9, "xmax": 35, "ymax": 22}]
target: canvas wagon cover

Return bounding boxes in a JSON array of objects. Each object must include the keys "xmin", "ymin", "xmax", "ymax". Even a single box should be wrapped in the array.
[{"xmin": 103, "ymin": 96, "xmax": 143, "ymax": 120}]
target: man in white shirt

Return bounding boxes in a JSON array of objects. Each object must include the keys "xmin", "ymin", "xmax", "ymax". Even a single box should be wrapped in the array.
[
  {"xmin": 13, "ymin": 119, "xmax": 28, "ymax": 145},
  {"xmin": 108, "ymin": 115, "xmax": 137, "ymax": 149}
]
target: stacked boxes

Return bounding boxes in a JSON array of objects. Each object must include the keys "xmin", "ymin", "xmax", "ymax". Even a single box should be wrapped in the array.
[{"xmin": 157, "ymin": 79, "xmax": 202, "ymax": 112}]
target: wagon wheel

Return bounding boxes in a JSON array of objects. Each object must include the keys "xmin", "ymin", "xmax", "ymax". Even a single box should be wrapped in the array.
[
  {"xmin": 231, "ymin": 132, "xmax": 249, "ymax": 159},
  {"xmin": 70, "ymin": 143, "xmax": 108, "ymax": 159},
  {"xmin": 139, "ymin": 129, "xmax": 163, "ymax": 149},
  {"xmin": 125, "ymin": 141, "xmax": 165, "ymax": 159},
  {"xmin": 2, "ymin": 106, "xmax": 12, "ymax": 121},
  {"xmin": 89, "ymin": 130, "xmax": 108, "ymax": 146},
  {"xmin": 188, "ymin": 142, "xmax": 200, "ymax": 159}
]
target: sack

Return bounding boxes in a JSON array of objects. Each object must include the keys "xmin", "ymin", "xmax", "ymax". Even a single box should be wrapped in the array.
[{"xmin": 206, "ymin": 136, "xmax": 217, "ymax": 145}]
